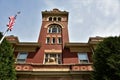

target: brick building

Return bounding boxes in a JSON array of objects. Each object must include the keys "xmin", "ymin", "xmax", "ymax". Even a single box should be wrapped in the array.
[{"xmin": 6, "ymin": 8, "xmax": 103, "ymax": 80}]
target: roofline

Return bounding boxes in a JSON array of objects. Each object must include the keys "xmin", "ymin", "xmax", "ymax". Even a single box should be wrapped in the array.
[{"xmin": 65, "ymin": 43, "xmax": 89, "ymax": 47}]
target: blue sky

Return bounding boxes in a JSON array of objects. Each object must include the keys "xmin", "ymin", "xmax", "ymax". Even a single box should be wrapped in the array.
[{"xmin": 0, "ymin": 0, "xmax": 120, "ymax": 42}]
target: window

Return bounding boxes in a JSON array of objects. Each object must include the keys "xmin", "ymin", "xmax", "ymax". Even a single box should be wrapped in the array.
[
  {"xmin": 53, "ymin": 17, "xmax": 57, "ymax": 21},
  {"xmin": 48, "ymin": 24, "xmax": 61, "ymax": 33},
  {"xmin": 78, "ymin": 53, "xmax": 89, "ymax": 63},
  {"xmin": 49, "ymin": 17, "xmax": 52, "ymax": 21},
  {"xmin": 58, "ymin": 27, "xmax": 61, "ymax": 33},
  {"xmin": 52, "ymin": 27, "xmax": 57, "ymax": 33},
  {"xmin": 58, "ymin": 17, "xmax": 61, "ymax": 21},
  {"xmin": 17, "ymin": 52, "xmax": 28, "ymax": 63},
  {"xmin": 44, "ymin": 53, "xmax": 62, "ymax": 64},
  {"xmin": 57, "ymin": 37, "xmax": 62, "ymax": 44},
  {"xmin": 48, "ymin": 27, "xmax": 51, "ymax": 33},
  {"xmin": 52, "ymin": 37, "xmax": 56, "ymax": 44},
  {"xmin": 46, "ymin": 37, "xmax": 50, "ymax": 44},
  {"xmin": 48, "ymin": 17, "xmax": 62, "ymax": 21}
]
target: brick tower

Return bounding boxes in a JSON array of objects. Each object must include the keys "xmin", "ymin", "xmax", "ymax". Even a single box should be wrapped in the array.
[{"xmin": 35, "ymin": 8, "xmax": 69, "ymax": 64}]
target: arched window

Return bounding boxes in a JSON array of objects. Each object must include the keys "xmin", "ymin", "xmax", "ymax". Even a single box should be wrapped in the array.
[
  {"xmin": 49, "ymin": 17, "xmax": 52, "ymax": 21},
  {"xmin": 48, "ymin": 24, "xmax": 61, "ymax": 33},
  {"xmin": 53, "ymin": 17, "xmax": 57, "ymax": 21},
  {"xmin": 48, "ymin": 16, "xmax": 62, "ymax": 22},
  {"xmin": 58, "ymin": 17, "xmax": 61, "ymax": 21}
]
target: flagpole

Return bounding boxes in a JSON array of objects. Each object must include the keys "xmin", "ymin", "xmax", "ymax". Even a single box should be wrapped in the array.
[
  {"xmin": 0, "ymin": 29, "xmax": 9, "ymax": 44},
  {"xmin": 0, "ymin": 11, "xmax": 20, "ymax": 45}
]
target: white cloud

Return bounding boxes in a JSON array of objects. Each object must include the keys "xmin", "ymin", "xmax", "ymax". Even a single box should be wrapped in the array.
[
  {"xmin": 92, "ymin": 17, "xmax": 120, "ymax": 37},
  {"xmin": 88, "ymin": 0, "xmax": 120, "ymax": 38},
  {"xmin": 107, "ymin": 19, "xmax": 120, "ymax": 35},
  {"xmin": 44, "ymin": 1, "xmax": 57, "ymax": 10},
  {"xmin": 81, "ymin": 0, "xmax": 94, "ymax": 6},
  {"xmin": 96, "ymin": 0, "xmax": 120, "ymax": 16},
  {"xmin": 65, "ymin": 0, "xmax": 120, "ymax": 42}
]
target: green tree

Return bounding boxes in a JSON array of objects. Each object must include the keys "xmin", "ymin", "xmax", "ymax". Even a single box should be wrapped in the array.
[
  {"xmin": 91, "ymin": 36, "xmax": 120, "ymax": 80},
  {"xmin": 0, "ymin": 32, "xmax": 16, "ymax": 80}
]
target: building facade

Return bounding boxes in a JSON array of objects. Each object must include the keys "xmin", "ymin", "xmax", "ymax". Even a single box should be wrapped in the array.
[{"xmin": 6, "ymin": 9, "xmax": 103, "ymax": 80}]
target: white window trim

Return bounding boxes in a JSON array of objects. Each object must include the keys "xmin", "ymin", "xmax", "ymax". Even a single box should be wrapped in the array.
[
  {"xmin": 16, "ymin": 52, "xmax": 28, "ymax": 63},
  {"xmin": 78, "ymin": 53, "xmax": 89, "ymax": 64},
  {"xmin": 46, "ymin": 37, "xmax": 50, "ymax": 44},
  {"xmin": 57, "ymin": 37, "xmax": 62, "ymax": 44},
  {"xmin": 44, "ymin": 53, "xmax": 62, "ymax": 64},
  {"xmin": 51, "ymin": 37, "xmax": 56, "ymax": 44},
  {"xmin": 48, "ymin": 25, "xmax": 61, "ymax": 33}
]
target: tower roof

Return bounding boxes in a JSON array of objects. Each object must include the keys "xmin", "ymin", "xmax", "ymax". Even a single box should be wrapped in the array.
[{"xmin": 42, "ymin": 8, "xmax": 68, "ymax": 16}]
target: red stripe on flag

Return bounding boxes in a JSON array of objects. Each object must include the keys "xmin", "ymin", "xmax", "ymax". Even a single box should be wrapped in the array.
[{"xmin": 7, "ymin": 16, "xmax": 15, "ymax": 31}]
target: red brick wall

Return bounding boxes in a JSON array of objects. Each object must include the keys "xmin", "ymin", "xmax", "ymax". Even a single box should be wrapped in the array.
[
  {"xmin": 17, "ymin": 76, "xmax": 73, "ymax": 80},
  {"xmin": 63, "ymin": 48, "xmax": 78, "ymax": 64},
  {"xmin": 88, "ymin": 52, "xmax": 93, "ymax": 62}
]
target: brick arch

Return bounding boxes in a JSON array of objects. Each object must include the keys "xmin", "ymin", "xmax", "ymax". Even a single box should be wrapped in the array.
[
  {"xmin": 47, "ymin": 24, "xmax": 62, "ymax": 33},
  {"xmin": 44, "ymin": 23, "xmax": 64, "ymax": 28}
]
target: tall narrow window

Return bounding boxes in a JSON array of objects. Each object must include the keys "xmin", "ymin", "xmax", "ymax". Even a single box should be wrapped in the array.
[
  {"xmin": 57, "ymin": 54, "xmax": 62, "ymax": 64},
  {"xmin": 46, "ymin": 37, "xmax": 50, "ymax": 44},
  {"xmin": 17, "ymin": 52, "xmax": 28, "ymax": 63},
  {"xmin": 44, "ymin": 53, "xmax": 62, "ymax": 64},
  {"xmin": 53, "ymin": 17, "xmax": 57, "ymax": 21},
  {"xmin": 49, "ymin": 17, "xmax": 52, "ymax": 21},
  {"xmin": 58, "ymin": 17, "xmax": 61, "ymax": 21},
  {"xmin": 52, "ymin": 37, "xmax": 56, "ymax": 44},
  {"xmin": 78, "ymin": 53, "xmax": 89, "ymax": 63},
  {"xmin": 57, "ymin": 37, "xmax": 62, "ymax": 44}
]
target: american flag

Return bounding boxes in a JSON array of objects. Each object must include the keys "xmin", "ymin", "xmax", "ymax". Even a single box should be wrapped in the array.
[{"xmin": 7, "ymin": 11, "xmax": 20, "ymax": 31}]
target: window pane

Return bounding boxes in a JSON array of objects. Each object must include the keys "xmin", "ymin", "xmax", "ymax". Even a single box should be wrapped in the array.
[
  {"xmin": 52, "ymin": 37, "xmax": 55, "ymax": 44},
  {"xmin": 46, "ymin": 37, "xmax": 50, "ymax": 44},
  {"xmin": 17, "ymin": 52, "xmax": 28, "ymax": 63},
  {"xmin": 78, "ymin": 53, "xmax": 89, "ymax": 63},
  {"xmin": 48, "ymin": 28, "xmax": 51, "ymax": 33},
  {"xmin": 57, "ymin": 37, "xmax": 62, "ymax": 44},
  {"xmin": 49, "ymin": 17, "xmax": 52, "ymax": 21},
  {"xmin": 58, "ymin": 17, "xmax": 61, "ymax": 21},
  {"xmin": 45, "ymin": 58, "xmax": 48, "ymax": 62},
  {"xmin": 50, "ymin": 54, "xmax": 56, "ymax": 57},
  {"xmin": 45, "ymin": 54, "xmax": 49, "ymax": 58},
  {"xmin": 44, "ymin": 53, "xmax": 61, "ymax": 64},
  {"xmin": 53, "ymin": 17, "xmax": 56, "ymax": 21},
  {"xmin": 58, "ymin": 59, "xmax": 61, "ymax": 64},
  {"xmin": 52, "ymin": 27, "xmax": 57, "ymax": 33},
  {"xmin": 48, "ymin": 25, "xmax": 61, "ymax": 33},
  {"xmin": 78, "ymin": 53, "xmax": 88, "ymax": 60},
  {"xmin": 18, "ymin": 52, "xmax": 28, "ymax": 59},
  {"xmin": 58, "ymin": 27, "xmax": 61, "ymax": 33},
  {"xmin": 58, "ymin": 54, "xmax": 61, "ymax": 58}
]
